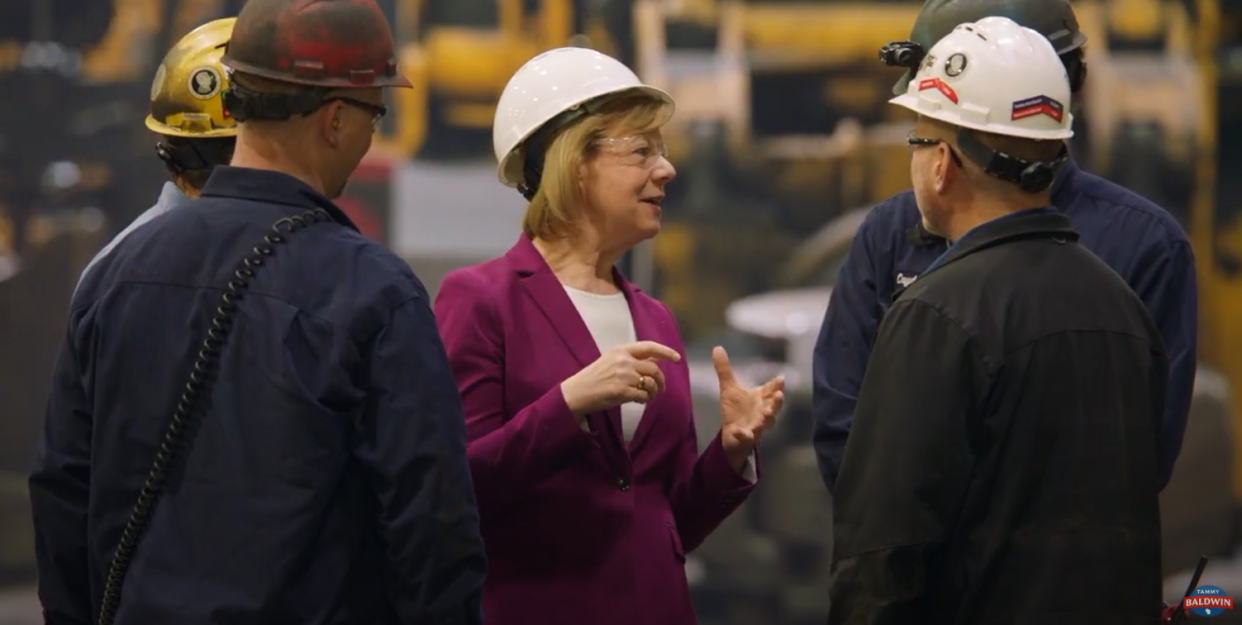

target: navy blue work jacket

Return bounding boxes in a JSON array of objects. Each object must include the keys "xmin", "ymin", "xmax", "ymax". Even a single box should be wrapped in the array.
[
  {"xmin": 29, "ymin": 167, "xmax": 486, "ymax": 625},
  {"xmin": 812, "ymin": 158, "xmax": 1198, "ymax": 492}
]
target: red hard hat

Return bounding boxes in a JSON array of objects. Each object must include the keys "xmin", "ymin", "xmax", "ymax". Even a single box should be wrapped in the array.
[{"xmin": 221, "ymin": 0, "xmax": 412, "ymax": 89}]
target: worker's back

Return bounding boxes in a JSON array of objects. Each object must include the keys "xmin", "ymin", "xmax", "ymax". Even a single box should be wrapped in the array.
[
  {"xmin": 898, "ymin": 215, "xmax": 1166, "ymax": 623},
  {"xmin": 31, "ymin": 167, "xmax": 485, "ymax": 624}
]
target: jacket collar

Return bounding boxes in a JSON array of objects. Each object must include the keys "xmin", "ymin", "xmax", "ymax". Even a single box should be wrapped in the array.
[
  {"xmin": 505, "ymin": 234, "xmax": 643, "ymax": 297},
  {"xmin": 200, "ymin": 166, "xmax": 359, "ymax": 232},
  {"xmin": 925, "ymin": 208, "xmax": 1078, "ymax": 278},
  {"xmin": 1049, "ymin": 156, "xmax": 1080, "ymax": 207},
  {"xmin": 154, "ymin": 181, "xmax": 191, "ymax": 214}
]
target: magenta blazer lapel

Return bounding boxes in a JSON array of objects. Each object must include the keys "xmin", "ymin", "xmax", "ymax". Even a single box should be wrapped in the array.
[
  {"xmin": 502, "ymin": 236, "xmax": 684, "ymax": 463},
  {"xmin": 614, "ymin": 269, "xmax": 681, "ymax": 454},
  {"xmin": 504, "ymin": 237, "xmax": 631, "ymax": 473}
]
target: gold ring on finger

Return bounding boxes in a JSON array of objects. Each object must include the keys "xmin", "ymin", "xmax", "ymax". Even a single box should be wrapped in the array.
[{"xmin": 637, "ymin": 375, "xmax": 648, "ymax": 390}]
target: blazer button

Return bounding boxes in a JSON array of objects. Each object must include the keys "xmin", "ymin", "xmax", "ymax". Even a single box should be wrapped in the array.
[{"xmin": 616, "ymin": 477, "xmax": 630, "ymax": 491}]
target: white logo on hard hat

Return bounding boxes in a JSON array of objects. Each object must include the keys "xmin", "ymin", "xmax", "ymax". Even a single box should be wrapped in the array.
[
  {"xmin": 189, "ymin": 66, "xmax": 222, "ymax": 100},
  {"xmin": 944, "ymin": 53, "xmax": 968, "ymax": 78}
]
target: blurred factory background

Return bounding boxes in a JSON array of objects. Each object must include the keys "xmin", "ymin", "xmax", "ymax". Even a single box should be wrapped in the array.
[{"xmin": 2, "ymin": 0, "xmax": 1242, "ymax": 622}]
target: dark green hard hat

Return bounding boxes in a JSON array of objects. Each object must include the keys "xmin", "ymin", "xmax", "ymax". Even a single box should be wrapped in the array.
[{"xmin": 887, "ymin": 0, "xmax": 1088, "ymax": 95}]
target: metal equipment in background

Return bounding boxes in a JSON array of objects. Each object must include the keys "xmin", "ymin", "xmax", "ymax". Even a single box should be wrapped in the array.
[{"xmin": 376, "ymin": 0, "xmax": 637, "ymax": 160}]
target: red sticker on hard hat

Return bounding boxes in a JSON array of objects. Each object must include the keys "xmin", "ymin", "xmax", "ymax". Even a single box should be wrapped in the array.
[
  {"xmin": 1011, "ymin": 95, "xmax": 1064, "ymax": 122},
  {"xmin": 918, "ymin": 78, "xmax": 959, "ymax": 104}
]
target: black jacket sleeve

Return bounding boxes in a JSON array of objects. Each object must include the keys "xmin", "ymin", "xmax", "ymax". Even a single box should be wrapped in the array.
[
  {"xmin": 828, "ymin": 299, "xmax": 982, "ymax": 625},
  {"xmin": 353, "ymin": 294, "xmax": 487, "ymax": 624},
  {"xmin": 29, "ymin": 317, "xmax": 93, "ymax": 625}
]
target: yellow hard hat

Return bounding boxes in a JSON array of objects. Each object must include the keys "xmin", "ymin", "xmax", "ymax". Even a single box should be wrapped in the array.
[{"xmin": 145, "ymin": 17, "xmax": 238, "ymax": 138}]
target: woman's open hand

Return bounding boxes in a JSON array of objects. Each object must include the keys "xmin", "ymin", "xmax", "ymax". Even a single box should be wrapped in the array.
[{"xmin": 713, "ymin": 346, "xmax": 785, "ymax": 466}]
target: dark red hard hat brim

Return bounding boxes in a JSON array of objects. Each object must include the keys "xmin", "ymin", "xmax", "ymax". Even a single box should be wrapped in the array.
[
  {"xmin": 223, "ymin": 56, "xmax": 413, "ymax": 89},
  {"xmin": 223, "ymin": 0, "xmax": 412, "ymax": 89}
]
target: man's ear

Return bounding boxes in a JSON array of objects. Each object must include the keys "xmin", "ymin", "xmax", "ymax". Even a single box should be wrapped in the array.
[
  {"xmin": 934, "ymin": 145, "xmax": 953, "ymax": 193},
  {"xmin": 322, "ymin": 101, "xmax": 342, "ymax": 148}
]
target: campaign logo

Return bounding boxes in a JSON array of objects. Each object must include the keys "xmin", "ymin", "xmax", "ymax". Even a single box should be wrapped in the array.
[{"xmin": 1184, "ymin": 585, "xmax": 1234, "ymax": 617}]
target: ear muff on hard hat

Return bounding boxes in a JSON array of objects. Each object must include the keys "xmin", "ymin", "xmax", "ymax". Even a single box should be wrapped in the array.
[
  {"xmin": 219, "ymin": 0, "xmax": 411, "ymax": 123},
  {"xmin": 881, "ymin": 0, "xmax": 1088, "ymax": 96},
  {"xmin": 492, "ymin": 47, "xmax": 675, "ymax": 199},
  {"xmin": 889, "ymin": 17, "xmax": 1074, "ymax": 193}
]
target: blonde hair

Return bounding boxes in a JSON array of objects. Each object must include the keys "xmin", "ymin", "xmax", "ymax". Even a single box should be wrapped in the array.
[{"xmin": 521, "ymin": 92, "xmax": 670, "ymax": 240}]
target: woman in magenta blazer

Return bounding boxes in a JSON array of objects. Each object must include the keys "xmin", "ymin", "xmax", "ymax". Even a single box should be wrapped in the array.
[{"xmin": 432, "ymin": 48, "xmax": 786, "ymax": 625}]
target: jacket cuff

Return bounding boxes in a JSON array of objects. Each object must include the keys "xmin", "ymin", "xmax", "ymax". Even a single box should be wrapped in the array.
[
  {"xmin": 531, "ymin": 384, "xmax": 599, "ymax": 459},
  {"xmin": 701, "ymin": 432, "xmax": 759, "ymax": 504}
]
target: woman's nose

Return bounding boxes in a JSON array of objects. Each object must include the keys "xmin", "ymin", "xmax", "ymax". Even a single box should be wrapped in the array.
[{"xmin": 654, "ymin": 156, "xmax": 676, "ymax": 182}]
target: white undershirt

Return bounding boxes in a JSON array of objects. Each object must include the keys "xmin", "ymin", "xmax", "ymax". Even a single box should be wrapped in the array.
[
  {"xmin": 562, "ymin": 286, "xmax": 758, "ymax": 483},
  {"xmin": 563, "ymin": 286, "xmax": 646, "ymax": 444}
]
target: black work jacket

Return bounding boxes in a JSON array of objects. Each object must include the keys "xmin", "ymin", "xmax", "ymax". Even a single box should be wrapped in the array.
[
  {"xmin": 30, "ymin": 167, "xmax": 486, "ymax": 625},
  {"xmin": 828, "ymin": 208, "xmax": 1166, "ymax": 625}
]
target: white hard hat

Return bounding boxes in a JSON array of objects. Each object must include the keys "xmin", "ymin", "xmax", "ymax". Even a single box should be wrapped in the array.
[
  {"xmin": 492, "ymin": 47, "xmax": 675, "ymax": 188},
  {"xmin": 889, "ymin": 16, "xmax": 1074, "ymax": 141}
]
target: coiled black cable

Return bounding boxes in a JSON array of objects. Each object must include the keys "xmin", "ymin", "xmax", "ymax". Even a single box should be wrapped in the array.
[{"xmin": 96, "ymin": 209, "xmax": 332, "ymax": 625}]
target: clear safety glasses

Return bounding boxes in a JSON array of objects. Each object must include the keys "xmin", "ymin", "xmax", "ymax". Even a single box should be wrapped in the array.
[
  {"xmin": 327, "ymin": 96, "xmax": 388, "ymax": 132},
  {"xmin": 592, "ymin": 135, "xmax": 669, "ymax": 168},
  {"xmin": 907, "ymin": 131, "xmax": 964, "ymax": 167}
]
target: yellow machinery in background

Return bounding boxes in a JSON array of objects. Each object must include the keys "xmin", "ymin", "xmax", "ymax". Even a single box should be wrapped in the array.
[
  {"xmin": 1073, "ymin": 0, "xmax": 1242, "ymax": 511},
  {"xmin": 636, "ymin": 0, "xmax": 1242, "ymax": 505},
  {"xmin": 632, "ymin": 4, "xmax": 1242, "ymax": 621},
  {"xmin": 634, "ymin": 0, "xmax": 924, "ymax": 338},
  {"xmin": 378, "ymin": 0, "xmax": 630, "ymax": 159},
  {"xmin": 635, "ymin": 0, "xmax": 1213, "ymax": 344},
  {"xmin": 1189, "ymin": 0, "xmax": 1242, "ymax": 501}
]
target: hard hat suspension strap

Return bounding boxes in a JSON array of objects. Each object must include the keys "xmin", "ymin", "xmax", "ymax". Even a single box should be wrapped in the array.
[
  {"xmin": 221, "ymin": 84, "xmax": 332, "ymax": 123},
  {"xmin": 953, "ymin": 126, "xmax": 1067, "ymax": 194},
  {"xmin": 517, "ymin": 106, "xmax": 593, "ymax": 201},
  {"xmin": 155, "ymin": 137, "xmax": 236, "ymax": 177}
]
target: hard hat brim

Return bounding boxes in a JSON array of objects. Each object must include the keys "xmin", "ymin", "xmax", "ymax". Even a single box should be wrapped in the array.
[
  {"xmin": 889, "ymin": 93, "xmax": 1074, "ymax": 141},
  {"xmin": 496, "ymin": 84, "xmax": 675, "ymax": 188},
  {"xmin": 221, "ymin": 59, "xmax": 414, "ymax": 89},
  {"xmin": 144, "ymin": 115, "xmax": 239, "ymax": 139}
]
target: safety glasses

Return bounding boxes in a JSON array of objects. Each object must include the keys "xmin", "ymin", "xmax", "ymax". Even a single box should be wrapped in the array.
[{"xmin": 326, "ymin": 96, "xmax": 388, "ymax": 132}]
